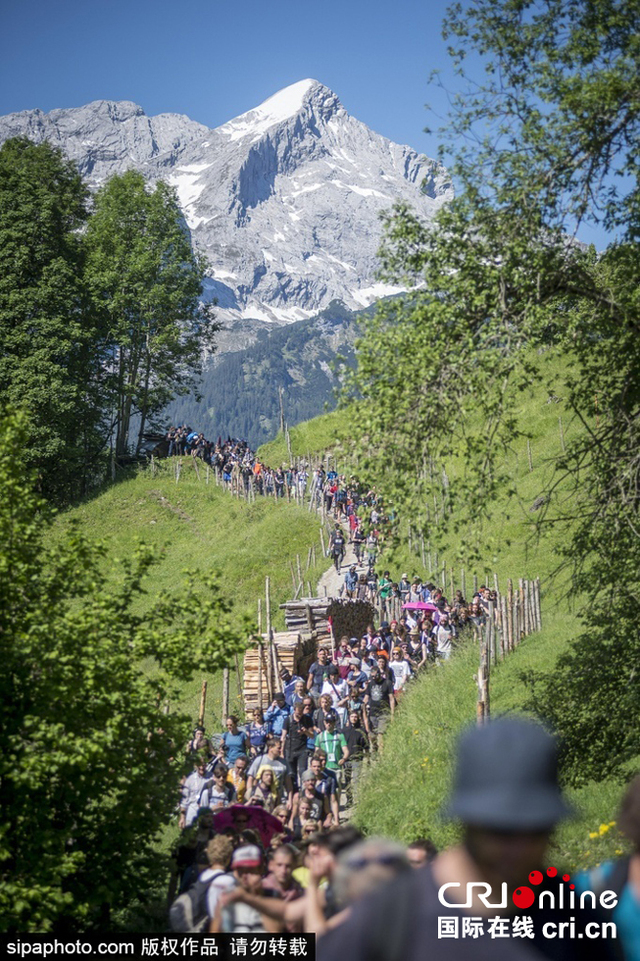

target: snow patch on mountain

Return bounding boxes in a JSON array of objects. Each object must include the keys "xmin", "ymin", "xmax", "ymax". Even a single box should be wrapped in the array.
[
  {"xmin": 0, "ymin": 80, "xmax": 453, "ymax": 342},
  {"xmin": 218, "ymin": 79, "xmax": 317, "ymax": 143}
]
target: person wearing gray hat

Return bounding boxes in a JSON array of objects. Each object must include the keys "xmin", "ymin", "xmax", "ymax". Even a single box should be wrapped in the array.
[
  {"xmin": 445, "ymin": 716, "xmax": 572, "ymax": 832},
  {"xmin": 318, "ymin": 717, "xmax": 622, "ymax": 960}
]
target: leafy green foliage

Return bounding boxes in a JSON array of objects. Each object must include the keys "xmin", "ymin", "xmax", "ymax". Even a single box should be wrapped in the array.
[
  {"xmin": 84, "ymin": 171, "xmax": 218, "ymax": 457},
  {"xmin": 0, "ymin": 138, "xmax": 106, "ymax": 500},
  {"xmin": 347, "ymin": 0, "xmax": 640, "ymax": 783},
  {"xmin": 0, "ymin": 413, "xmax": 248, "ymax": 932}
]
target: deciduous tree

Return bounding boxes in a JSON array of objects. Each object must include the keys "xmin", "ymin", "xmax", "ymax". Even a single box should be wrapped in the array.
[
  {"xmin": 0, "ymin": 138, "xmax": 106, "ymax": 500},
  {"xmin": 84, "ymin": 171, "xmax": 218, "ymax": 457},
  {"xmin": 349, "ymin": 0, "xmax": 640, "ymax": 781},
  {"xmin": 0, "ymin": 412, "xmax": 247, "ymax": 932}
]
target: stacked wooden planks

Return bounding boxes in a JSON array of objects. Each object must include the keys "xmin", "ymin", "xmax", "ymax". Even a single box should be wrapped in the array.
[
  {"xmin": 281, "ymin": 597, "xmax": 331, "ymax": 635},
  {"xmin": 242, "ymin": 630, "xmax": 317, "ymax": 714},
  {"xmin": 242, "ymin": 598, "xmax": 377, "ymax": 715}
]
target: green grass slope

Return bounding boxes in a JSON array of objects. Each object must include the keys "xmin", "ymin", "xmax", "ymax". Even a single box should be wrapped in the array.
[
  {"xmin": 261, "ymin": 349, "xmax": 634, "ymax": 872},
  {"xmin": 54, "ymin": 458, "xmax": 329, "ymax": 728}
]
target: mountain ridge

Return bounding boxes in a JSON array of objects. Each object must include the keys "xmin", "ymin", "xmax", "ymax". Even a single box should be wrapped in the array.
[{"xmin": 0, "ymin": 80, "xmax": 452, "ymax": 337}]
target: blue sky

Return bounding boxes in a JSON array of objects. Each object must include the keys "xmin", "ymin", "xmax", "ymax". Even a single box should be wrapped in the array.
[
  {"xmin": 0, "ymin": 0, "xmax": 462, "ymax": 160},
  {"xmin": 0, "ymin": 0, "xmax": 611, "ymax": 247}
]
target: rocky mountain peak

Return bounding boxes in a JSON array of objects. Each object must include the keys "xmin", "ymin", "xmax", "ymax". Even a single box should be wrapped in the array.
[
  {"xmin": 217, "ymin": 79, "xmax": 342, "ymax": 144},
  {"xmin": 0, "ymin": 81, "xmax": 453, "ymax": 339}
]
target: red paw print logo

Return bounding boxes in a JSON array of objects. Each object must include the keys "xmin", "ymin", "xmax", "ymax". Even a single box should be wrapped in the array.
[{"xmin": 512, "ymin": 866, "xmax": 573, "ymax": 908}]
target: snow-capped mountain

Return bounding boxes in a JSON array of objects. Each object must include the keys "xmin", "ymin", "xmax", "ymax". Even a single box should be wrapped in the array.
[{"xmin": 0, "ymin": 80, "xmax": 452, "ymax": 335}]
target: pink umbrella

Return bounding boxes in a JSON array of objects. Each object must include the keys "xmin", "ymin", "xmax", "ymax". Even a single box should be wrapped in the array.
[
  {"xmin": 402, "ymin": 602, "xmax": 438, "ymax": 611},
  {"xmin": 211, "ymin": 805, "xmax": 285, "ymax": 848}
]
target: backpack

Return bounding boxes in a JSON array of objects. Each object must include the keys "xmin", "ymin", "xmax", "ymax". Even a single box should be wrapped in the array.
[{"xmin": 169, "ymin": 869, "xmax": 225, "ymax": 933}]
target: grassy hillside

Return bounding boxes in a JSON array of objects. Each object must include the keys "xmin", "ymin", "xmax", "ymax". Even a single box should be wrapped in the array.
[
  {"xmin": 54, "ymin": 457, "xmax": 329, "ymax": 728},
  {"xmin": 260, "ymin": 349, "xmax": 636, "ymax": 872},
  {"xmin": 55, "ymin": 344, "xmax": 635, "ymax": 874}
]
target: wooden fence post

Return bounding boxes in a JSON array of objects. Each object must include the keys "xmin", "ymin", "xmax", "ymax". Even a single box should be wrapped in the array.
[
  {"xmin": 488, "ymin": 600, "xmax": 496, "ymax": 665},
  {"xmin": 501, "ymin": 595, "xmax": 509, "ymax": 658},
  {"xmin": 266, "ymin": 576, "xmax": 278, "ymax": 694},
  {"xmin": 477, "ymin": 639, "xmax": 490, "ymax": 724},
  {"xmin": 507, "ymin": 579, "xmax": 514, "ymax": 652},
  {"xmin": 234, "ymin": 653, "xmax": 242, "ymax": 700},
  {"xmin": 198, "ymin": 680, "xmax": 207, "ymax": 728},
  {"xmin": 222, "ymin": 668, "xmax": 229, "ymax": 720}
]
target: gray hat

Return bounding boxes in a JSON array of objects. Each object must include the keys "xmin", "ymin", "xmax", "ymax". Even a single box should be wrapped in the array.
[{"xmin": 445, "ymin": 717, "xmax": 571, "ymax": 830}]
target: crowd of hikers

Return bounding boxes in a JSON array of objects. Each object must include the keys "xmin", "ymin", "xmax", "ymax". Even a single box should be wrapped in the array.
[
  {"xmin": 173, "ymin": 698, "xmax": 640, "ymax": 958},
  {"xmin": 164, "ymin": 425, "xmax": 391, "ymax": 522},
  {"xmin": 166, "ymin": 426, "xmax": 639, "ymax": 956},
  {"xmin": 172, "ymin": 600, "xmax": 447, "ymax": 936}
]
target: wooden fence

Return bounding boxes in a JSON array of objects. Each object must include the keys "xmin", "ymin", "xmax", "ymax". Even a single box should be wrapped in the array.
[{"xmin": 475, "ymin": 577, "xmax": 542, "ymax": 725}]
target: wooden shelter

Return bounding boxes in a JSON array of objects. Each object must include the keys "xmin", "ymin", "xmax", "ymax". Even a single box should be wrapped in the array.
[{"xmin": 241, "ymin": 596, "xmax": 377, "ymax": 714}]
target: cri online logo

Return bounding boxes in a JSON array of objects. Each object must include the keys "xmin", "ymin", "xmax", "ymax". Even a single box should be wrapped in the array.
[{"xmin": 438, "ymin": 866, "xmax": 618, "ymax": 910}]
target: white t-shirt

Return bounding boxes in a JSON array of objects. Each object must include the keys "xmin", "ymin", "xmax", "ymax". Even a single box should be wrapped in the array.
[
  {"xmin": 203, "ymin": 869, "xmax": 235, "ymax": 922},
  {"xmin": 321, "ymin": 678, "xmax": 348, "ymax": 709},
  {"xmin": 435, "ymin": 625, "xmax": 453, "ymax": 657},
  {"xmin": 181, "ymin": 770, "xmax": 209, "ymax": 826},
  {"xmin": 389, "ymin": 659, "xmax": 412, "ymax": 691}
]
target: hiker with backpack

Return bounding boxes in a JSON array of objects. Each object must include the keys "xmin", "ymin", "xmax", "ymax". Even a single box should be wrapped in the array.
[
  {"xmin": 365, "ymin": 531, "xmax": 378, "ymax": 572},
  {"xmin": 200, "ymin": 763, "xmax": 236, "ymax": 811},
  {"xmin": 170, "ymin": 834, "xmax": 235, "ymax": 934},
  {"xmin": 212, "ymin": 844, "xmax": 284, "ymax": 933},
  {"xmin": 329, "ymin": 525, "xmax": 346, "ymax": 573},
  {"xmin": 221, "ymin": 715, "xmax": 250, "ymax": 764},
  {"xmin": 342, "ymin": 565, "xmax": 358, "ymax": 599},
  {"xmin": 352, "ymin": 524, "xmax": 365, "ymax": 563}
]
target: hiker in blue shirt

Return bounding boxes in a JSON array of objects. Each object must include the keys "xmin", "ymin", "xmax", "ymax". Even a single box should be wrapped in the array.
[
  {"xmin": 279, "ymin": 667, "xmax": 305, "ymax": 707},
  {"xmin": 342, "ymin": 565, "xmax": 358, "ymax": 599},
  {"xmin": 264, "ymin": 693, "xmax": 290, "ymax": 737}
]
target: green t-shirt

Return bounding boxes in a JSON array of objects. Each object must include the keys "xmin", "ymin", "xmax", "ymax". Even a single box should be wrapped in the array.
[{"xmin": 315, "ymin": 730, "xmax": 348, "ymax": 770}]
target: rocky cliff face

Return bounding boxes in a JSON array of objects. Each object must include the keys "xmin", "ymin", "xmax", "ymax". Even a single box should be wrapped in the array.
[{"xmin": 0, "ymin": 80, "xmax": 452, "ymax": 335}]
